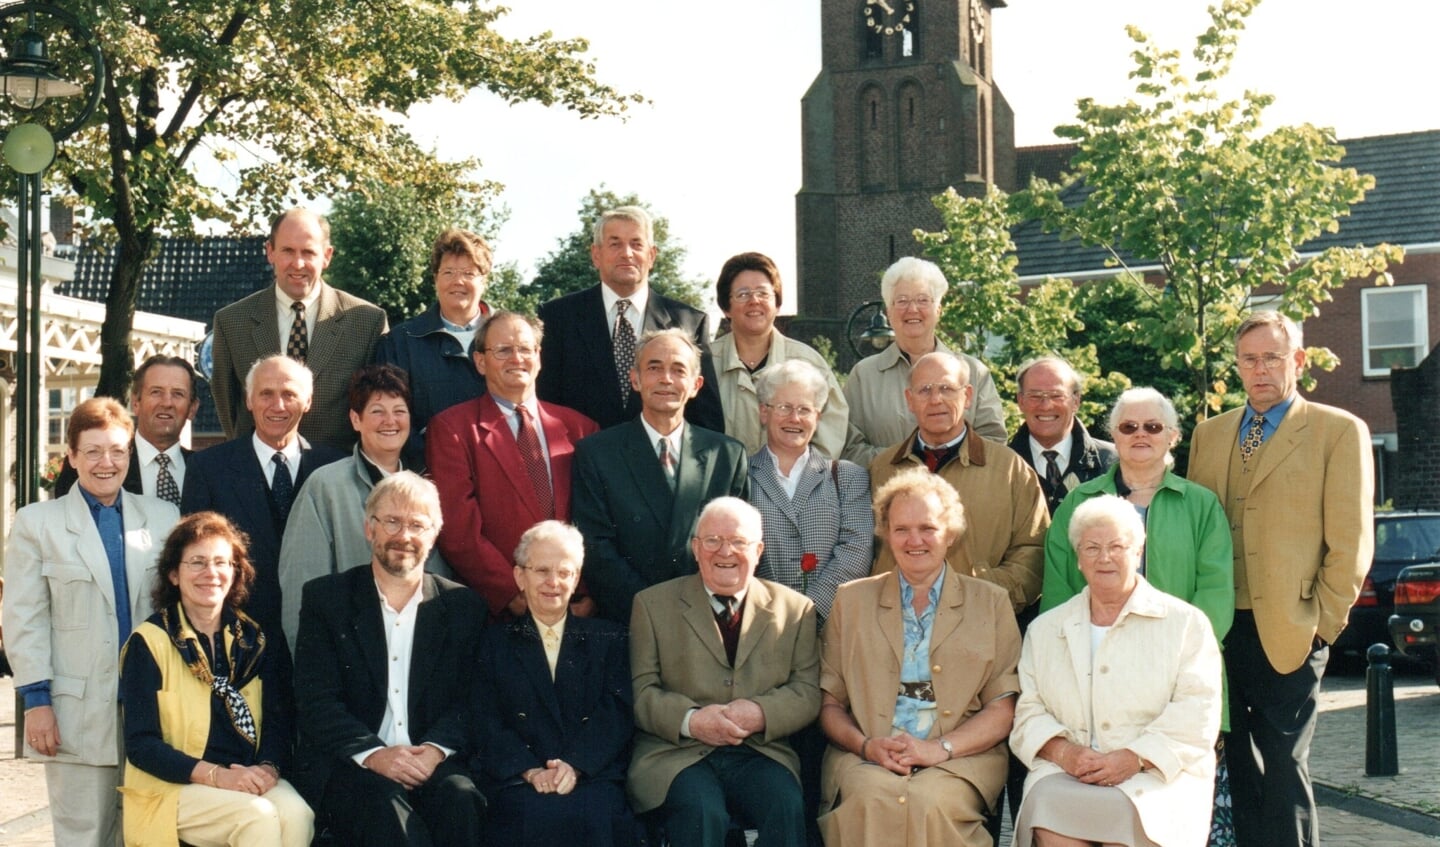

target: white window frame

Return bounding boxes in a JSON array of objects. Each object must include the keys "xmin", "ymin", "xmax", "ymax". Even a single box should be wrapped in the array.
[{"xmin": 1361, "ymin": 285, "xmax": 1429, "ymax": 377}]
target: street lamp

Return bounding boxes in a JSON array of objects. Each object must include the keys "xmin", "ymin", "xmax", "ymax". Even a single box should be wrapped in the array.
[
  {"xmin": 845, "ymin": 299, "xmax": 895, "ymax": 359},
  {"xmin": 0, "ymin": 3, "xmax": 104, "ymax": 507}
]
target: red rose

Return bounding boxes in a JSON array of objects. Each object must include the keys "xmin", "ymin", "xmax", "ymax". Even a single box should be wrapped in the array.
[{"xmin": 800, "ymin": 553, "xmax": 818, "ymax": 573}]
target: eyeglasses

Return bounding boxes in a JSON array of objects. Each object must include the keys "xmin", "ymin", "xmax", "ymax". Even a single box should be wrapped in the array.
[
  {"xmin": 1020, "ymin": 391, "xmax": 1073, "ymax": 404},
  {"xmin": 78, "ymin": 446, "xmax": 130, "ymax": 464},
  {"xmin": 1237, "ymin": 352, "xmax": 1291, "ymax": 371},
  {"xmin": 181, "ymin": 557, "xmax": 235, "ymax": 573},
  {"xmin": 891, "ymin": 295, "xmax": 934, "ymax": 311},
  {"xmin": 1077, "ymin": 542, "xmax": 1132, "ymax": 561},
  {"xmin": 1115, "ymin": 421, "xmax": 1167, "ymax": 436},
  {"xmin": 484, "ymin": 345, "xmax": 538, "ymax": 360},
  {"xmin": 438, "ymin": 269, "xmax": 482, "ymax": 282},
  {"xmin": 369, "ymin": 515, "xmax": 435, "ymax": 536},
  {"xmin": 912, "ymin": 383, "xmax": 963, "ymax": 399},
  {"xmin": 763, "ymin": 402, "xmax": 818, "ymax": 419},
  {"xmin": 731, "ymin": 287, "xmax": 775, "ymax": 303},
  {"xmin": 521, "ymin": 565, "xmax": 579, "ymax": 583},
  {"xmin": 698, "ymin": 535, "xmax": 758, "ymax": 553}
]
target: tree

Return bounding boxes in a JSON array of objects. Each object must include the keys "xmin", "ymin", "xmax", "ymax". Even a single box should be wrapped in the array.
[
  {"xmin": 529, "ymin": 186, "xmax": 707, "ymax": 309},
  {"xmin": 1011, "ymin": 0, "xmax": 1402, "ymax": 416},
  {"xmin": 54, "ymin": 2, "xmax": 642, "ymax": 399}
]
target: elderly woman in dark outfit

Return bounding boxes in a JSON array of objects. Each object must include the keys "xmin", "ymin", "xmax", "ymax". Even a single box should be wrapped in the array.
[
  {"xmin": 120, "ymin": 511, "xmax": 312, "ymax": 847},
  {"xmin": 473, "ymin": 521, "xmax": 634, "ymax": 846}
]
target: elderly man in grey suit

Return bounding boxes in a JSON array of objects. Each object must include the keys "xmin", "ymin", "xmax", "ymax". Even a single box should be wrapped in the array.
[
  {"xmin": 211, "ymin": 207, "xmax": 388, "ymax": 452},
  {"xmin": 629, "ymin": 497, "xmax": 820, "ymax": 847}
]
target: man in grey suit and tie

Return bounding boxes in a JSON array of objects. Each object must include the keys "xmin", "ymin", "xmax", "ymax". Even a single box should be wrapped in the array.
[
  {"xmin": 211, "ymin": 207, "xmax": 388, "ymax": 452},
  {"xmin": 572, "ymin": 329, "xmax": 749, "ymax": 622}
]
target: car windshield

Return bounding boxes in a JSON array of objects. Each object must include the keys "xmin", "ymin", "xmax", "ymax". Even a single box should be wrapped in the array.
[{"xmin": 1375, "ymin": 515, "xmax": 1440, "ymax": 563}]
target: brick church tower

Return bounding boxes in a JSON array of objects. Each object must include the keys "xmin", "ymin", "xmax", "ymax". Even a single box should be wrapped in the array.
[{"xmin": 794, "ymin": 0, "xmax": 1015, "ymax": 353}]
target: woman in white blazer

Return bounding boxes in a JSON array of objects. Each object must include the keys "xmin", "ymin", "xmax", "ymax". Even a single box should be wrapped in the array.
[
  {"xmin": 1010, "ymin": 495, "xmax": 1222, "ymax": 847},
  {"xmin": 2, "ymin": 397, "xmax": 179, "ymax": 847}
]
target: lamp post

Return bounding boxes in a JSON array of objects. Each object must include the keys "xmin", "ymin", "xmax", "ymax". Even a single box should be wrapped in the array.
[
  {"xmin": 0, "ymin": 2, "xmax": 104, "ymax": 508},
  {"xmin": 845, "ymin": 298, "xmax": 894, "ymax": 359}
]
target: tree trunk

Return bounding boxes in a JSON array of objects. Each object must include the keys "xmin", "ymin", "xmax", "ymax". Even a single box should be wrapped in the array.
[{"xmin": 93, "ymin": 226, "xmax": 155, "ymax": 400}]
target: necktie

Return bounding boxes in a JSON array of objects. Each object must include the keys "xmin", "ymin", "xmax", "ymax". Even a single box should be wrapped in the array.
[
  {"xmin": 154, "ymin": 452, "xmax": 181, "ymax": 507},
  {"xmin": 717, "ymin": 595, "xmax": 737, "ymax": 627},
  {"xmin": 271, "ymin": 453, "xmax": 295, "ymax": 522},
  {"xmin": 1240, "ymin": 414, "xmax": 1266, "ymax": 463},
  {"xmin": 613, "ymin": 299, "xmax": 636, "ymax": 403},
  {"xmin": 287, "ymin": 301, "xmax": 308, "ymax": 363},
  {"xmin": 515, "ymin": 406, "xmax": 554, "ymax": 518},
  {"xmin": 922, "ymin": 447, "xmax": 945, "ymax": 473},
  {"xmin": 542, "ymin": 625, "xmax": 561, "ymax": 678},
  {"xmin": 1042, "ymin": 449, "xmax": 1063, "ymax": 491},
  {"xmin": 658, "ymin": 437, "xmax": 677, "ymax": 491}
]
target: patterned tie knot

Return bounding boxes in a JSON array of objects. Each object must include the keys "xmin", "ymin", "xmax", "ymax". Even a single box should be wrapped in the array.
[
  {"xmin": 156, "ymin": 452, "xmax": 171, "ymax": 468},
  {"xmin": 613, "ymin": 300, "xmax": 637, "ymax": 402},
  {"xmin": 1241, "ymin": 413, "xmax": 1266, "ymax": 463},
  {"xmin": 153, "ymin": 450, "xmax": 182, "ymax": 506},
  {"xmin": 543, "ymin": 626, "xmax": 561, "ymax": 650},
  {"xmin": 286, "ymin": 301, "xmax": 309, "ymax": 363}
]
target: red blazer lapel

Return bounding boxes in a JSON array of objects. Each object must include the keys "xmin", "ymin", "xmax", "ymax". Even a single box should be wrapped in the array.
[
  {"xmin": 477, "ymin": 395, "xmax": 547, "ymax": 523},
  {"xmin": 536, "ymin": 402, "xmax": 578, "ymax": 519}
]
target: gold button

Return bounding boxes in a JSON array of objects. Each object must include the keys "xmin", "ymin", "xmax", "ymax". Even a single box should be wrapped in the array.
[
  {"xmin": 931, "ymin": 664, "xmax": 941, "ymax": 674},
  {"xmin": 897, "ymin": 796, "xmax": 907, "ymax": 805},
  {"xmin": 942, "ymin": 710, "xmax": 953, "ymax": 717}
]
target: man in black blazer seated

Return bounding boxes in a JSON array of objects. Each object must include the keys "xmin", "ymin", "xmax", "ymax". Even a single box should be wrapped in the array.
[
  {"xmin": 55, "ymin": 354, "xmax": 200, "ymax": 504},
  {"xmin": 536, "ymin": 204, "xmax": 724, "ymax": 431},
  {"xmin": 182, "ymin": 354, "xmax": 344, "ymax": 643},
  {"xmin": 294, "ymin": 471, "xmax": 488, "ymax": 847},
  {"xmin": 572, "ymin": 329, "xmax": 749, "ymax": 622}
]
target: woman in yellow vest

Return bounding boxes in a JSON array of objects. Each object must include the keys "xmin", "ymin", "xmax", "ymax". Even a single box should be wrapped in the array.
[{"xmin": 119, "ymin": 512, "xmax": 313, "ymax": 847}]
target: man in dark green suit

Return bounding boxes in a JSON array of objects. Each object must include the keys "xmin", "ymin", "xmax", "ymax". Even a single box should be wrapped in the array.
[{"xmin": 572, "ymin": 329, "xmax": 749, "ymax": 622}]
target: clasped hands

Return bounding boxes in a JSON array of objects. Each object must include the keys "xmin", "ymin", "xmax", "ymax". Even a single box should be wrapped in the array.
[
  {"xmin": 363, "ymin": 744, "xmax": 446, "ymax": 789},
  {"xmin": 523, "ymin": 759, "xmax": 579, "ymax": 795},
  {"xmin": 861, "ymin": 732, "xmax": 949, "ymax": 775},
  {"xmin": 205, "ymin": 762, "xmax": 280, "ymax": 795},
  {"xmin": 1053, "ymin": 740, "xmax": 1143, "ymax": 787},
  {"xmin": 688, "ymin": 698, "xmax": 766, "ymax": 747}
]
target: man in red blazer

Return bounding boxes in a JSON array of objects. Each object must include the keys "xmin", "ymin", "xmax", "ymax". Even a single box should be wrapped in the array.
[{"xmin": 427, "ymin": 311, "xmax": 599, "ymax": 618}]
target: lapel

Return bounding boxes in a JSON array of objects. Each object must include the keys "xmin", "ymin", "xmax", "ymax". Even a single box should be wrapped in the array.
[
  {"xmin": 237, "ymin": 441, "xmax": 279, "ymax": 532},
  {"xmin": 622, "ymin": 420, "xmax": 674, "ymax": 528},
  {"xmin": 875, "ymin": 572, "xmax": 906, "ymax": 668},
  {"xmin": 641, "ymin": 291, "xmax": 671, "ymax": 335},
  {"xmin": 553, "ymin": 619, "xmax": 594, "ymax": 725},
  {"xmin": 347, "ymin": 568, "xmax": 390, "ymax": 703},
  {"xmin": 928, "ymin": 567, "xmax": 966, "ymax": 651},
  {"xmin": 1200, "ymin": 409, "xmax": 1244, "ymax": 503},
  {"xmin": 247, "ymin": 289, "xmax": 281, "ymax": 361},
  {"xmin": 680, "ymin": 577, "xmax": 731, "ymax": 668},
  {"xmin": 119, "ymin": 492, "xmax": 158, "ymax": 620},
  {"xmin": 1248, "ymin": 396, "xmax": 1308, "ymax": 491},
  {"xmin": 304, "ymin": 283, "xmax": 344, "ymax": 375},
  {"xmin": 748, "ymin": 451, "xmax": 797, "ymax": 527},
  {"xmin": 479, "ymin": 396, "xmax": 546, "ymax": 521},
  {"xmin": 64, "ymin": 490, "xmax": 117, "ymax": 616},
  {"xmin": 512, "ymin": 618, "xmax": 565, "ymax": 725},
  {"xmin": 671, "ymin": 426, "xmax": 711, "ymax": 546},
  {"xmin": 577, "ymin": 286, "xmax": 626, "ymax": 400},
  {"xmin": 1060, "ymin": 592, "xmax": 1095, "ymax": 730},
  {"xmin": 123, "ymin": 445, "xmax": 144, "ymax": 495},
  {"xmin": 409, "ymin": 576, "xmax": 446, "ymax": 718},
  {"xmin": 732, "ymin": 579, "xmax": 775, "ymax": 671},
  {"xmin": 536, "ymin": 402, "xmax": 579, "ymax": 517},
  {"xmin": 789, "ymin": 451, "xmax": 831, "ymax": 521}
]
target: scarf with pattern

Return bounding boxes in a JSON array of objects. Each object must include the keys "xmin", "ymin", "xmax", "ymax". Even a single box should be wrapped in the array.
[{"xmin": 160, "ymin": 604, "xmax": 267, "ymax": 749}]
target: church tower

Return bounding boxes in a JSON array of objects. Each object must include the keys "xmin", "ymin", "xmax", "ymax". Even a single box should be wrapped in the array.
[{"xmin": 795, "ymin": 0, "xmax": 1015, "ymax": 346}]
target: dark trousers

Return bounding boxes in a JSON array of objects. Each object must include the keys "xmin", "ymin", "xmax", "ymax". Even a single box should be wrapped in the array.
[
  {"xmin": 1224, "ymin": 611, "xmax": 1325, "ymax": 847},
  {"xmin": 321, "ymin": 756, "xmax": 486, "ymax": 847},
  {"xmin": 661, "ymin": 746, "xmax": 805, "ymax": 847}
]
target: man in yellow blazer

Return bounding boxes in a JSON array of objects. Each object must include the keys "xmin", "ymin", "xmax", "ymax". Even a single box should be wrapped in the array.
[
  {"xmin": 1187, "ymin": 311, "xmax": 1373, "ymax": 847},
  {"xmin": 628, "ymin": 497, "xmax": 820, "ymax": 847}
]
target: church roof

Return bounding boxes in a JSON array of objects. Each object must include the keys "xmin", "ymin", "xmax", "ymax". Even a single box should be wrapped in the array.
[{"xmin": 1011, "ymin": 129, "xmax": 1440, "ymax": 280}]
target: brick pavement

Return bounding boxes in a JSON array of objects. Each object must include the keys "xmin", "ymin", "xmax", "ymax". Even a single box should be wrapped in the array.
[{"xmin": 3, "ymin": 665, "xmax": 1438, "ymax": 845}]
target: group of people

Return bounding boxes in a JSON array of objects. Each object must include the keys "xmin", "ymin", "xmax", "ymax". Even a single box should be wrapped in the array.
[{"xmin": 0, "ymin": 202, "xmax": 1374, "ymax": 847}]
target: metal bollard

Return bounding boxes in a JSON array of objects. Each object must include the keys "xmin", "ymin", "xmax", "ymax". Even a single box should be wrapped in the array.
[{"xmin": 1365, "ymin": 643, "xmax": 1398, "ymax": 776}]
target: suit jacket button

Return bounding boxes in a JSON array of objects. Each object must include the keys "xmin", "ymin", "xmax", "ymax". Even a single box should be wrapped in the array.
[
  {"xmin": 931, "ymin": 664, "xmax": 941, "ymax": 674},
  {"xmin": 724, "ymin": 678, "xmax": 733, "ymax": 686}
]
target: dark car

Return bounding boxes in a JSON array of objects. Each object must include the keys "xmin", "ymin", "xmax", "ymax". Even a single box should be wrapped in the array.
[
  {"xmin": 1388, "ymin": 562, "xmax": 1440, "ymax": 686},
  {"xmin": 1334, "ymin": 510, "xmax": 1440, "ymax": 657}
]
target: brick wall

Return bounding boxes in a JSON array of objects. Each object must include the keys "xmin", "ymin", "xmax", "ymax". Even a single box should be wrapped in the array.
[{"xmin": 1392, "ymin": 342, "xmax": 1440, "ymax": 509}]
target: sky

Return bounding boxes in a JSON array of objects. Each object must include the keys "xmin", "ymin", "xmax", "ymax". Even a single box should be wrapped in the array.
[{"xmin": 404, "ymin": 0, "xmax": 1440, "ymax": 312}]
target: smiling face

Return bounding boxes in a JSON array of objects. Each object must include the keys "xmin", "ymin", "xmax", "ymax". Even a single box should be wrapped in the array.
[
  {"xmin": 692, "ymin": 504, "xmax": 765, "ymax": 596},
  {"xmin": 132, "ymin": 364, "xmax": 197, "ymax": 451},
  {"xmin": 246, "ymin": 359, "xmax": 312, "ymax": 449},
  {"xmin": 1237, "ymin": 322, "xmax": 1305, "ymax": 413},
  {"xmin": 1017, "ymin": 361, "xmax": 1079, "ymax": 449},
  {"xmin": 722, "ymin": 269, "xmax": 779, "ymax": 340},
  {"xmin": 631, "ymin": 334, "xmax": 703, "ymax": 427},
  {"xmin": 886, "ymin": 276, "xmax": 940, "ymax": 349},
  {"xmin": 264, "ymin": 211, "xmax": 333, "ymax": 301},
  {"xmin": 433, "ymin": 253, "xmax": 487, "ymax": 325},
  {"xmin": 590, "ymin": 217, "xmax": 656, "ymax": 297},
  {"xmin": 474, "ymin": 314, "xmax": 541, "ymax": 404},
  {"xmin": 513, "ymin": 537, "xmax": 581, "ymax": 627},
  {"xmin": 1111, "ymin": 399, "xmax": 1177, "ymax": 471},
  {"xmin": 364, "ymin": 495, "xmax": 439, "ymax": 579},
  {"xmin": 760, "ymin": 380, "xmax": 821, "ymax": 455},
  {"xmin": 905, "ymin": 355, "xmax": 972, "ymax": 445},
  {"xmin": 1075, "ymin": 519, "xmax": 1142, "ymax": 600},
  {"xmin": 885, "ymin": 491, "xmax": 953, "ymax": 590},
  {"xmin": 171, "ymin": 535, "xmax": 236, "ymax": 620},
  {"xmin": 69, "ymin": 424, "xmax": 132, "ymax": 506},
  {"xmin": 349, "ymin": 391, "xmax": 410, "ymax": 460}
]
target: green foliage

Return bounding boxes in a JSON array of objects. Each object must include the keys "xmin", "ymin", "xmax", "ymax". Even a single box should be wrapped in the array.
[
  {"xmin": 1011, "ymin": 0, "xmax": 1402, "ymax": 416},
  {"xmin": 485, "ymin": 263, "xmax": 543, "ymax": 316},
  {"xmin": 56, "ymin": 1, "xmax": 642, "ymax": 398},
  {"xmin": 529, "ymin": 186, "xmax": 708, "ymax": 309}
]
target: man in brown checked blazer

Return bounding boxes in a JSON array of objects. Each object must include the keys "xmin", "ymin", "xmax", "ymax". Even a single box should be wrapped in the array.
[
  {"xmin": 1188, "ymin": 311, "xmax": 1374, "ymax": 847},
  {"xmin": 628, "ymin": 497, "xmax": 819, "ymax": 847},
  {"xmin": 211, "ymin": 207, "xmax": 388, "ymax": 452}
]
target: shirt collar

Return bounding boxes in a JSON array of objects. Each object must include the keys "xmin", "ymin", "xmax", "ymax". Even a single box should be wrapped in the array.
[
  {"xmin": 77, "ymin": 484, "xmax": 123, "ymax": 513},
  {"xmin": 251, "ymin": 432, "xmax": 302, "ymax": 469},
  {"xmin": 705, "ymin": 585, "xmax": 748, "ymax": 614},
  {"xmin": 1028, "ymin": 433, "xmax": 1072, "ymax": 471},
  {"xmin": 1243, "ymin": 393, "xmax": 1297, "ymax": 429},
  {"xmin": 600, "ymin": 282, "xmax": 649, "ymax": 323},
  {"xmin": 275, "ymin": 282, "xmax": 323, "ymax": 313},
  {"xmin": 490, "ymin": 393, "xmax": 540, "ymax": 418},
  {"xmin": 897, "ymin": 566, "xmax": 945, "ymax": 610},
  {"xmin": 640, "ymin": 415, "xmax": 684, "ymax": 453},
  {"xmin": 534, "ymin": 613, "xmax": 568, "ymax": 639}
]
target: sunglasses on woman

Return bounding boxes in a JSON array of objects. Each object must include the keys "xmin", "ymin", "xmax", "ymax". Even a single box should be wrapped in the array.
[{"xmin": 1115, "ymin": 421, "xmax": 1167, "ymax": 435}]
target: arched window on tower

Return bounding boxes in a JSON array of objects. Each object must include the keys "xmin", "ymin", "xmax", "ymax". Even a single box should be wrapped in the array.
[
  {"xmin": 862, "ymin": 84, "xmax": 889, "ymax": 189},
  {"xmin": 898, "ymin": 81, "xmax": 925, "ymax": 187}
]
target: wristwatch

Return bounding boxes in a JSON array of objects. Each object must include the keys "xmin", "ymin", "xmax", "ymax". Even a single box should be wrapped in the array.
[{"xmin": 939, "ymin": 738, "xmax": 955, "ymax": 760}]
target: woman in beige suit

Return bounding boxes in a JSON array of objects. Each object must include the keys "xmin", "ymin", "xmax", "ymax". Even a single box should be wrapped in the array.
[
  {"xmin": 817, "ymin": 468, "xmax": 1021, "ymax": 846},
  {"xmin": 2, "ymin": 398, "xmax": 179, "ymax": 847},
  {"xmin": 1010, "ymin": 495, "xmax": 1222, "ymax": 847}
]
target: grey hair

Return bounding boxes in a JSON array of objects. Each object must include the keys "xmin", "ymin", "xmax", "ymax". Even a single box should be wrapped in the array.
[
  {"xmin": 365, "ymin": 470, "xmax": 443, "ymax": 532},
  {"xmin": 754, "ymin": 359, "xmax": 829, "ymax": 410},
  {"xmin": 1107, "ymin": 387, "xmax": 1180, "ymax": 436},
  {"xmin": 591, "ymin": 205, "xmax": 654, "ymax": 247},
  {"xmin": 1067, "ymin": 494, "xmax": 1146, "ymax": 551},
  {"xmin": 880, "ymin": 256, "xmax": 949, "ymax": 306},
  {"xmin": 693, "ymin": 496, "xmax": 763, "ymax": 539},
  {"xmin": 244, "ymin": 354, "xmax": 314, "ymax": 402},
  {"xmin": 514, "ymin": 520, "xmax": 584, "ymax": 570},
  {"xmin": 1016, "ymin": 355, "xmax": 1083, "ymax": 396},
  {"xmin": 1235, "ymin": 310, "xmax": 1303, "ymax": 349},
  {"xmin": 472, "ymin": 310, "xmax": 545, "ymax": 357},
  {"xmin": 635, "ymin": 328, "xmax": 703, "ymax": 375}
]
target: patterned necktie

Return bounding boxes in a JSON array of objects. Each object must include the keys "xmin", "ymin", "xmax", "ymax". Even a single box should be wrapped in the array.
[
  {"xmin": 515, "ymin": 406, "xmax": 554, "ymax": 518},
  {"xmin": 658, "ymin": 437, "xmax": 677, "ymax": 491},
  {"xmin": 154, "ymin": 452, "xmax": 181, "ymax": 507},
  {"xmin": 717, "ymin": 595, "xmax": 737, "ymax": 627},
  {"xmin": 542, "ymin": 625, "xmax": 561, "ymax": 678},
  {"xmin": 922, "ymin": 447, "xmax": 945, "ymax": 473},
  {"xmin": 1240, "ymin": 414, "xmax": 1266, "ymax": 463},
  {"xmin": 271, "ymin": 453, "xmax": 295, "ymax": 522},
  {"xmin": 1042, "ymin": 450, "xmax": 1063, "ymax": 491},
  {"xmin": 613, "ymin": 299, "xmax": 636, "ymax": 403},
  {"xmin": 287, "ymin": 301, "xmax": 308, "ymax": 364}
]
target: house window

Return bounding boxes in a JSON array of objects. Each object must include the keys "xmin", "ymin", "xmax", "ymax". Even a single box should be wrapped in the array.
[{"xmin": 1362, "ymin": 285, "xmax": 1428, "ymax": 376}]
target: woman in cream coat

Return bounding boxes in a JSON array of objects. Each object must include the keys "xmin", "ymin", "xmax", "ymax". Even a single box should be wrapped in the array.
[
  {"xmin": 2, "ymin": 398, "xmax": 179, "ymax": 847},
  {"xmin": 1011, "ymin": 495, "xmax": 1222, "ymax": 847}
]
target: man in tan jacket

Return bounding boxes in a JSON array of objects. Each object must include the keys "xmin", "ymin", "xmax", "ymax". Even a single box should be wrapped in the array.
[
  {"xmin": 869, "ymin": 352, "xmax": 1049, "ymax": 613},
  {"xmin": 1188, "ymin": 311, "xmax": 1373, "ymax": 847}
]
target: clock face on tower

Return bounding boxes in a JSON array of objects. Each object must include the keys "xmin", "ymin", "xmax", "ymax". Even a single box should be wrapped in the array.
[{"xmin": 863, "ymin": 0, "xmax": 915, "ymax": 36}]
